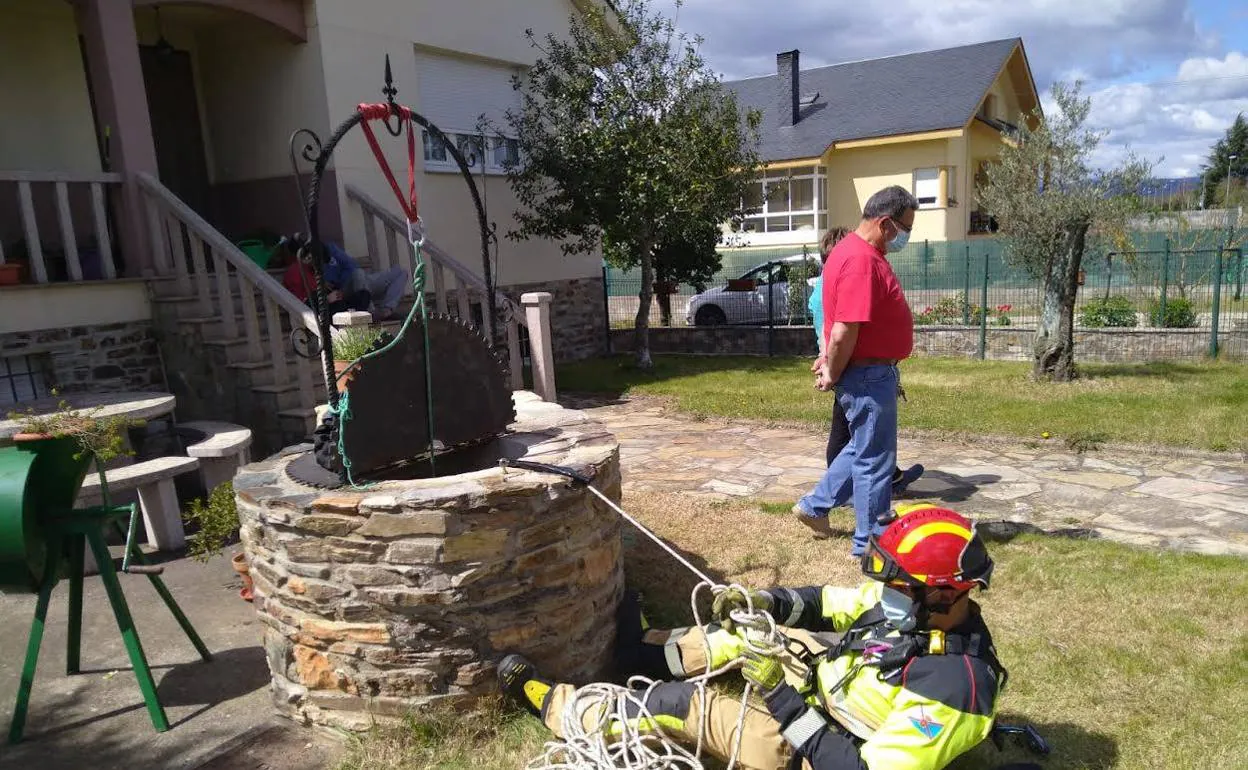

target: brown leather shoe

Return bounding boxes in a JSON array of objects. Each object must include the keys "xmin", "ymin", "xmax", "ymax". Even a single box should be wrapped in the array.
[{"xmin": 793, "ymin": 505, "xmax": 833, "ymax": 540}]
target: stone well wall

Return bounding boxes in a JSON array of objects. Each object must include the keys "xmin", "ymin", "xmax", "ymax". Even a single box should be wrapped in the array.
[{"xmin": 233, "ymin": 392, "xmax": 624, "ymax": 730}]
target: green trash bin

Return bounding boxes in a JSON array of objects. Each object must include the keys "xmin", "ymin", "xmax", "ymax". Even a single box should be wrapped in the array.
[{"xmin": 237, "ymin": 239, "xmax": 277, "ymax": 269}]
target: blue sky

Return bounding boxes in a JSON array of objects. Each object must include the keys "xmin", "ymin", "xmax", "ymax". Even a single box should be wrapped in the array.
[{"xmin": 651, "ymin": 0, "xmax": 1248, "ymax": 177}]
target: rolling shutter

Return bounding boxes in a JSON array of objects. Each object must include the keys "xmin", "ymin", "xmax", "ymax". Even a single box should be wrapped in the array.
[{"xmin": 414, "ymin": 51, "xmax": 522, "ymax": 133}]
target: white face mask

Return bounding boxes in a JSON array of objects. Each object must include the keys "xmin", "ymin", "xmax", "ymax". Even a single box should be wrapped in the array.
[{"xmin": 880, "ymin": 586, "xmax": 919, "ymax": 631}]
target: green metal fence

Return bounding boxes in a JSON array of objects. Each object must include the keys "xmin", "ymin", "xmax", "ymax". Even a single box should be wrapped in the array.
[{"xmin": 604, "ymin": 229, "xmax": 1248, "ymax": 360}]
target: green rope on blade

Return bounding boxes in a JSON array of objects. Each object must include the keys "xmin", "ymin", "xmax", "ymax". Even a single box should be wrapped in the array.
[{"xmin": 330, "ymin": 229, "xmax": 438, "ymax": 488}]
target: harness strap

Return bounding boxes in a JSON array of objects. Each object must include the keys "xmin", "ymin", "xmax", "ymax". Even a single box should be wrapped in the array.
[{"xmin": 357, "ymin": 103, "xmax": 419, "ymax": 222}]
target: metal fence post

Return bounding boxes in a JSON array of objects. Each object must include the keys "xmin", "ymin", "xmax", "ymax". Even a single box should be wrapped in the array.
[
  {"xmin": 1235, "ymin": 247, "xmax": 1244, "ymax": 302},
  {"xmin": 767, "ymin": 260, "xmax": 776, "ymax": 357},
  {"xmin": 1159, "ymin": 238, "xmax": 1169, "ymax": 324},
  {"xmin": 1209, "ymin": 248, "xmax": 1224, "ymax": 359},
  {"xmin": 962, "ymin": 244, "xmax": 971, "ymax": 325},
  {"xmin": 978, "ymin": 249, "xmax": 989, "ymax": 360},
  {"xmin": 922, "ymin": 240, "xmax": 930, "ymax": 293},
  {"xmin": 602, "ymin": 262, "xmax": 613, "ymax": 354}
]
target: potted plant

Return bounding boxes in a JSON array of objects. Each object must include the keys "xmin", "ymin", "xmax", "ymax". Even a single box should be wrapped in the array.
[
  {"xmin": 0, "ymin": 262, "xmax": 22, "ymax": 286},
  {"xmin": 332, "ymin": 326, "xmax": 386, "ymax": 393},
  {"xmin": 183, "ymin": 481, "xmax": 251, "ymax": 600},
  {"xmin": 1, "ymin": 392, "xmax": 136, "ymax": 589}
]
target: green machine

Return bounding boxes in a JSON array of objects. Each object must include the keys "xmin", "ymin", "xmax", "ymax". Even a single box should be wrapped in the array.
[{"xmin": 0, "ymin": 436, "xmax": 211, "ymax": 743}]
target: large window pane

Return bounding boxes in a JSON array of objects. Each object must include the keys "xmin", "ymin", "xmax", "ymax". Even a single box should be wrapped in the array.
[
  {"xmin": 765, "ymin": 215, "xmax": 791, "ymax": 232},
  {"xmin": 423, "ymin": 130, "xmax": 447, "ymax": 162},
  {"xmin": 792, "ymin": 214, "xmax": 815, "ymax": 231},
  {"xmin": 766, "ymin": 181, "xmax": 790, "ymax": 212},
  {"xmin": 457, "ymin": 134, "xmax": 486, "ymax": 167},
  {"xmin": 742, "ymin": 181, "xmax": 764, "ymax": 215},
  {"xmin": 791, "ymin": 177, "xmax": 815, "ymax": 211}
]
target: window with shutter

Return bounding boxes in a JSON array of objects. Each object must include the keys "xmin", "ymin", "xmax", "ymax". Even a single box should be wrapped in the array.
[
  {"xmin": 414, "ymin": 50, "xmax": 523, "ymax": 175},
  {"xmin": 913, "ymin": 167, "xmax": 941, "ymax": 209}
]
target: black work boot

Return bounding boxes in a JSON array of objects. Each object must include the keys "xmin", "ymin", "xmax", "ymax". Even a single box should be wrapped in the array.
[
  {"xmin": 497, "ymin": 654, "xmax": 554, "ymax": 719},
  {"xmin": 613, "ymin": 589, "xmax": 672, "ymax": 682}
]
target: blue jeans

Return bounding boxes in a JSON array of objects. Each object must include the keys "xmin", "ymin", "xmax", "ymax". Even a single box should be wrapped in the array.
[{"xmin": 797, "ymin": 364, "xmax": 899, "ymax": 555}]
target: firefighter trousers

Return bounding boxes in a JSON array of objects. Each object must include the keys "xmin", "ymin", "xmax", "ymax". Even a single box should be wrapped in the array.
[{"xmin": 540, "ymin": 624, "xmax": 836, "ymax": 770}]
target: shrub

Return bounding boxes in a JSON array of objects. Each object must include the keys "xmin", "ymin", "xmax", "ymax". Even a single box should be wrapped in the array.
[
  {"xmin": 184, "ymin": 481, "xmax": 238, "ymax": 563},
  {"xmin": 915, "ymin": 293, "xmax": 981, "ymax": 325},
  {"xmin": 1080, "ymin": 296, "xmax": 1138, "ymax": 328},
  {"xmin": 1149, "ymin": 297, "xmax": 1197, "ymax": 329},
  {"xmin": 333, "ymin": 326, "xmax": 386, "ymax": 361}
]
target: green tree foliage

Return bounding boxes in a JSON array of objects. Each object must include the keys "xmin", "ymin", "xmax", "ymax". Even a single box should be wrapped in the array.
[
  {"xmin": 978, "ymin": 81, "xmax": 1151, "ymax": 381},
  {"xmin": 1199, "ymin": 113, "xmax": 1248, "ymax": 208},
  {"xmin": 502, "ymin": 0, "xmax": 762, "ymax": 366}
]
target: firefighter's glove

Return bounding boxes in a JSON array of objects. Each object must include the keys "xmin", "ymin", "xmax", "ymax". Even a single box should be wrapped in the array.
[
  {"xmin": 712, "ymin": 587, "xmax": 771, "ymax": 632},
  {"xmin": 741, "ymin": 648, "xmax": 784, "ymax": 692}
]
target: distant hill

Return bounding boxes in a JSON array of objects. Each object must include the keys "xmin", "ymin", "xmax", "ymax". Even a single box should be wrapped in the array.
[{"xmin": 1141, "ymin": 177, "xmax": 1202, "ymax": 196}]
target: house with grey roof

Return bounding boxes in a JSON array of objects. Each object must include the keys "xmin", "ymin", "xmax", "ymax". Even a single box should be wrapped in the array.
[{"xmin": 719, "ymin": 38, "xmax": 1039, "ymax": 249}]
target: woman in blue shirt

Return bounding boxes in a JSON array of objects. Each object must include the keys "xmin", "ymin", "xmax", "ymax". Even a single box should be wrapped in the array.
[{"xmin": 810, "ymin": 226, "xmax": 923, "ymax": 492}]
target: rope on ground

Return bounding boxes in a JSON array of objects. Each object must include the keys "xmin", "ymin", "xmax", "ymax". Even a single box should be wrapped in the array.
[{"xmin": 526, "ymin": 579, "xmax": 786, "ymax": 770}]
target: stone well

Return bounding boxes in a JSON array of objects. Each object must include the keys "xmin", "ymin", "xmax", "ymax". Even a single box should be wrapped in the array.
[{"xmin": 233, "ymin": 392, "xmax": 624, "ymax": 730}]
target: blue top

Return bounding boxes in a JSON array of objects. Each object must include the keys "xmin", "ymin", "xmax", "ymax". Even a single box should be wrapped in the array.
[
  {"xmin": 808, "ymin": 276, "xmax": 824, "ymax": 351},
  {"xmin": 323, "ymin": 242, "xmax": 360, "ymax": 288}
]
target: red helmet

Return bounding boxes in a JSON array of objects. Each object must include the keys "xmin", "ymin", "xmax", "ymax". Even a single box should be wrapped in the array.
[{"xmin": 861, "ymin": 504, "xmax": 993, "ymax": 592}]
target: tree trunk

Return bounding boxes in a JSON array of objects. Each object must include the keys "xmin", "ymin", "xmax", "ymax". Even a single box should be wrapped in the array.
[
  {"xmin": 633, "ymin": 244, "xmax": 656, "ymax": 368},
  {"xmin": 1033, "ymin": 223, "xmax": 1088, "ymax": 381}
]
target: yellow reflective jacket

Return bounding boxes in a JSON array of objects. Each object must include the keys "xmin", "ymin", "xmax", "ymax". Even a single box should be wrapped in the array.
[{"xmin": 761, "ymin": 581, "xmax": 1003, "ymax": 770}]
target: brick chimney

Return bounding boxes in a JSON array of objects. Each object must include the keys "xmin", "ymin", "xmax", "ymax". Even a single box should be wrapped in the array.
[{"xmin": 777, "ymin": 50, "xmax": 800, "ymax": 126}]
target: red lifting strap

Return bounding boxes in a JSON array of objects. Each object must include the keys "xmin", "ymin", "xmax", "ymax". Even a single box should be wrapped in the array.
[{"xmin": 357, "ymin": 103, "xmax": 419, "ymax": 223}]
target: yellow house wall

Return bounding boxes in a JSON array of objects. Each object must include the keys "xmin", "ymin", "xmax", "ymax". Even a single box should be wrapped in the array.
[
  {"xmin": 0, "ymin": 0, "xmax": 100, "ymax": 173},
  {"xmin": 312, "ymin": 0, "xmax": 601, "ymax": 285},
  {"xmin": 968, "ymin": 120, "xmax": 1007, "ymax": 210},
  {"xmin": 0, "ymin": 281, "xmax": 150, "ymax": 333},
  {"xmin": 821, "ymin": 139, "xmax": 954, "ymax": 242}
]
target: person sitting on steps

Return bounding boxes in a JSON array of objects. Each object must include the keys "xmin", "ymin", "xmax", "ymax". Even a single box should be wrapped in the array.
[{"xmin": 499, "ymin": 504, "xmax": 1026, "ymax": 770}]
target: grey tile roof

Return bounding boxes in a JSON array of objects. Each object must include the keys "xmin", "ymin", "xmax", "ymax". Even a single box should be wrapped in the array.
[{"xmin": 723, "ymin": 38, "xmax": 1025, "ymax": 161}]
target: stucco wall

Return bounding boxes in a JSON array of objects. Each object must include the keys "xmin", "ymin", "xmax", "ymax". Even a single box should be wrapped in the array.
[
  {"xmin": 313, "ymin": 0, "xmax": 602, "ymax": 285},
  {"xmin": 0, "ymin": 1, "xmax": 100, "ymax": 174},
  {"xmin": 822, "ymin": 139, "xmax": 954, "ymax": 242}
]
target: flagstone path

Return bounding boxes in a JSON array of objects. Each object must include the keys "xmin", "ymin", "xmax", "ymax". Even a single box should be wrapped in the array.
[{"xmin": 564, "ymin": 395, "xmax": 1248, "ymax": 557}]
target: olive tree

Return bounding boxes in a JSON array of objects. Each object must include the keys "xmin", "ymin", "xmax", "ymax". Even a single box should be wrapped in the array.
[
  {"xmin": 502, "ymin": 0, "xmax": 761, "ymax": 366},
  {"xmin": 979, "ymin": 82, "xmax": 1151, "ymax": 381}
]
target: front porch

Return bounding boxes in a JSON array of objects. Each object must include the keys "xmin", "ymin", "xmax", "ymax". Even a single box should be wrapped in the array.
[{"xmin": 0, "ymin": 0, "xmax": 325, "ymax": 286}]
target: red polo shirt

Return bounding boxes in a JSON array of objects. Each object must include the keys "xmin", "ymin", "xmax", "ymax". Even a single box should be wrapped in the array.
[{"xmin": 821, "ymin": 232, "xmax": 913, "ymax": 361}]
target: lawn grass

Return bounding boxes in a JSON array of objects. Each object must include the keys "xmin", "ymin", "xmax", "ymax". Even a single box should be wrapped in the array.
[
  {"xmin": 557, "ymin": 355, "xmax": 1248, "ymax": 452},
  {"xmin": 337, "ymin": 493, "xmax": 1248, "ymax": 770}
]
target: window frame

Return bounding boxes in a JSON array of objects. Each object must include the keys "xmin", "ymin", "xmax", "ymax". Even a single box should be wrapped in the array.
[
  {"xmin": 0, "ymin": 353, "xmax": 51, "ymax": 406},
  {"xmin": 422, "ymin": 128, "xmax": 521, "ymax": 176},
  {"xmin": 738, "ymin": 165, "xmax": 827, "ymax": 241},
  {"xmin": 912, "ymin": 166, "xmax": 958, "ymax": 210}
]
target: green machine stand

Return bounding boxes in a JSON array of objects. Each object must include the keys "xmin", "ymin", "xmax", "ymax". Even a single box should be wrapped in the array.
[{"xmin": 0, "ymin": 439, "xmax": 212, "ymax": 744}]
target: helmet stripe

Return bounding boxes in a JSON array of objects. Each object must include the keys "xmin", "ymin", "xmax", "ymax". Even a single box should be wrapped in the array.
[{"xmin": 896, "ymin": 521, "xmax": 973, "ymax": 554}]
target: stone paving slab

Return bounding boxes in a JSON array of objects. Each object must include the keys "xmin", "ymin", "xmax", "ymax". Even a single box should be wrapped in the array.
[{"xmin": 566, "ymin": 395, "xmax": 1248, "ymax": 558}]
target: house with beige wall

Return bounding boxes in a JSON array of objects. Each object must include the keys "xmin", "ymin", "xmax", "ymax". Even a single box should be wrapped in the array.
[
  {"xmin": 719, "ymin": 38, "xmax": 1039, "ymax": 251},
  {"xmin": 0, "ymin": 0, "xmax": 611, "ymax": 449}
]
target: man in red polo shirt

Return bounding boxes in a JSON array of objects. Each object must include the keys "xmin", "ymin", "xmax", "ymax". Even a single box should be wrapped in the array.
[{"xmin": 794, "ymin": 185, "xmax": 917, "ymax": 557}]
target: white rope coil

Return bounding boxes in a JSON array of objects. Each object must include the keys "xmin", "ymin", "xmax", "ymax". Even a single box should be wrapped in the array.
[{"xmin": 526, "ymin": 581, "xmax": 787, "ymax": 770}]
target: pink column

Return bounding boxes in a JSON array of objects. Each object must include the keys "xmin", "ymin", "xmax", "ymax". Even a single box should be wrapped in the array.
[{"xmin": 75, "ymin": 0, "xmax": 160, "ymax": 277}]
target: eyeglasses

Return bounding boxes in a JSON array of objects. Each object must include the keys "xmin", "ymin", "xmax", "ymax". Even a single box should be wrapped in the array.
[{"xmin": 889, "ymin": 217, "xmax": 912, "ymax": 234}]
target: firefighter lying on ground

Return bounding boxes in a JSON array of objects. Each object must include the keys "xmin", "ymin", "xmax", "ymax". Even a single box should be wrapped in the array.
[{"xmin": 499, "ymin": 504, "xmax": 1017, "ymax": 770}]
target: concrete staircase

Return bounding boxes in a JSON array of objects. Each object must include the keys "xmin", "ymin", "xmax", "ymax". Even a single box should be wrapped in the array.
[{"xmin": 137, "ymin": 173, "xmax": 529, "ymax": 459}]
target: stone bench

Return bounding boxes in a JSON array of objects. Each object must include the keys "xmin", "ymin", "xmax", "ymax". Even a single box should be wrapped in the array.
[
  {"xmin": 78, "ymin": 456, "xmax": 200, "ymax": 551},
  {"xmin": 178, "ymin": 420, "xmax": 253, "ymax": 492}
]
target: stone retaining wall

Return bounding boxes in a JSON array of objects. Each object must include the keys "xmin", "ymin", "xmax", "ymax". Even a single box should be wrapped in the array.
[
  {"xmin": 0, "ymin": 321, "xmax": 164, "ymax": 395},
  {"xmin": 608, "ymin": 326, "xmax": 1248, "ymax": 362},
  {"xmin": 234, "ymin": 392, "xmax": 624, "ymax": 730},
  {"xmin": 502, "ymin": 276, "xmax": 608, "ymax": 362}
]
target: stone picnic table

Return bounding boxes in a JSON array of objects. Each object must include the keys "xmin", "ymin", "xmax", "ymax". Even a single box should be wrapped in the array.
[{"xmin": 0, "ymin": 391, "xmax": 176, "ymax": 445}]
